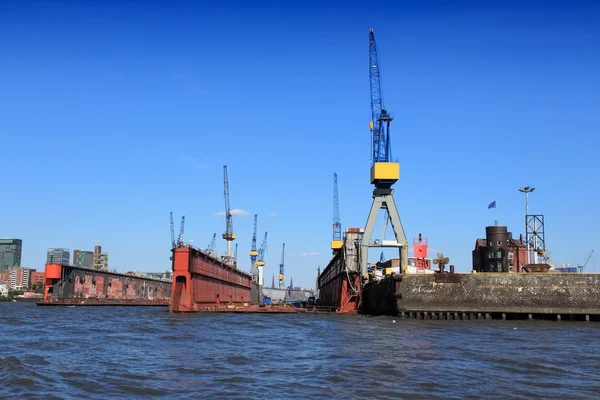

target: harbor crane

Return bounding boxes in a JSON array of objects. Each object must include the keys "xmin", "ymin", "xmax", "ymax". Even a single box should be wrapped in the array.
[
  {"xmin": 331, "ymin": 173, "xmax": 343, "ymax": 252},
  {"xmin": 360, "ymin": 29, "xmax": 408, "ymax": 279},
  {"xmin": 222, "ymin": 165, "xmax": 236, "ymax": 264},
  {"xmin": 257, "ymin": 232, "xmax": 268, "ymax": 267},
  {"xmin": 578, "ymin": 250, "xmax": 595, "ymax": 273},
  {"xmin": 249, "ymin": 214, "xmax": 259, "ymax": 283},
  {"xmin": 234, "ymin": 243, "xmax": 238, "ymax": 267},
  {"xmin": 279, "ymin": 243, "xmax": 285, "ymax": 290},
  {"xmin": 177, "ymin": 215, "xmax": 186, "ymax": 247},
  {"xmin": 170, "ymin": 212, "xmax": 176, "ymax": 249},
  {"xmin": 207, "ymin": 233, "xmax": 216, "ymax": 253}
]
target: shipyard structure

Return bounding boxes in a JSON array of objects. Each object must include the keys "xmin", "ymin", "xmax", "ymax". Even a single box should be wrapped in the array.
[{"xmin": 314, "ymin": 29, "xmax": 600, "ymax": 322}]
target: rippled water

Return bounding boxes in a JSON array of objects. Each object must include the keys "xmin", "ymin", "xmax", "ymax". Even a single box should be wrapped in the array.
[{"xmin": 1, "ymin": 303, "xmax": 599, "ymax": 399}]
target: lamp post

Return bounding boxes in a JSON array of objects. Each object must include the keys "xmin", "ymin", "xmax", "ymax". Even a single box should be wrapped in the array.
[{"xmin": 519, "ymin": 186, "xmax": 535, "ymax": 264}]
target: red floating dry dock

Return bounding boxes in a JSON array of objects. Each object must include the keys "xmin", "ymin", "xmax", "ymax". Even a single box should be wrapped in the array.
[{"xmin": 170, "ymin": 246, "xmax": 253, "ymax": 312}]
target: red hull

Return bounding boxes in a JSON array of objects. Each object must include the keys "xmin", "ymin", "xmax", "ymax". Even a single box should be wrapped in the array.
[
  {"xmin": 170, "ymin": 247, "xmax": 252, "ymax": 312},
  {"xmin": 317, "ymin": 251, "xmax": 360, "ymax": 313}
]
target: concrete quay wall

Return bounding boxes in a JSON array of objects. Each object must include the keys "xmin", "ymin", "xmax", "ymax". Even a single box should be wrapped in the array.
[{"xmin": 361, "ymin": 273, "xmax": 600, "ymax": 317}]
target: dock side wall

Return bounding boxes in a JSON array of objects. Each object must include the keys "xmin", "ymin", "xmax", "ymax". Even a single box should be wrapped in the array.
[
  {"xmin": 49, "ymin": 265, "xmax": 171, "ymax": 301},
  {"xmin": 361, "ymin": 273, "xmax": 600, "ymax": 316}
]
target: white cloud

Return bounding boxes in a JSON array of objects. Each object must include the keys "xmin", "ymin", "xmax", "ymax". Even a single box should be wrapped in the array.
[
  {"xmin": 178, "ymin": 155, "xmax": 210, "ymax": 170},
  {"xmin": 269, "ymin": 212, "xmax": 278, "ymax": 217},
  {"xmin": 214, "ymin": 208, "xmax": 250, "ymax": 217},
  {"xmin": 300, "ymin": 252, "xmax": 320, "ymax": 257}
]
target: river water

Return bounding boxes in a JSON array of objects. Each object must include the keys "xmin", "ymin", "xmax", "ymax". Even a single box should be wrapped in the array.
[{"xmin": 1, "ymin": 303, "xmax": 599, "ymax": 399}]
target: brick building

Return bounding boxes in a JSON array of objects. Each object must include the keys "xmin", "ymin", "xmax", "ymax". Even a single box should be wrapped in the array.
[
  {"xmin": 472, "ymin": 226, "xmax": 527, "ymax": 273},
  {"xmin": 30, "ymin": 271, "xmax": 45, "ymax": 289}
]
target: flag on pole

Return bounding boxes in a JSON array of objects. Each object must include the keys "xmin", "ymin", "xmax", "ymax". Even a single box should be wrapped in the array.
[{"xmin": 488, "ymin": 201, "xmax": 496, "ymax": 209}]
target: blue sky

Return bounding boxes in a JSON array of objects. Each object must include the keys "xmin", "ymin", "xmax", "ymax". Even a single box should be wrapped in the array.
[{"xmin": 1, "ymin": 0, "xmax": 599, "ymax": 287}]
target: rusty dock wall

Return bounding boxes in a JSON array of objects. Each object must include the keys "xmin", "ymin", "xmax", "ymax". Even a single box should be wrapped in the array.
[
  {"xmin": 43, "ymin": 263, "xmax": 171, "ymax": 305},
  {"xmin": 361, "ymin": 273, "xmax": 600, "ymax": 322}
]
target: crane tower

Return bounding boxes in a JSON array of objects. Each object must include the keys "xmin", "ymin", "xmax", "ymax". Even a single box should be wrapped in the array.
[
  {"xmin": 257, "ymin": 232, "xmax": 267, "ymax": 267},
  {"xmin": 222, "ymin": 165, "xmax": 236, "ymax": 265},
  {"xmin": 279, "ymin": 243, "xmax": 285, "ymax": 290},
  {"xmin": 360, "ymin": 29, "xmax": 408, "ymax": 278},
  {"xmin": 249, "ymin": 214, "xmax": 259, "ymax": 283},
  {"xmin": 331, "ymin": 172, "xmax": 343, "ymax": 251}
]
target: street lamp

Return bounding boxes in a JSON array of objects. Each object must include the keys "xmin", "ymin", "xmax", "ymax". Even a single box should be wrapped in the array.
[{"xmin": 519, "ymin": 186, "xmax": 535, "ymax": 264}]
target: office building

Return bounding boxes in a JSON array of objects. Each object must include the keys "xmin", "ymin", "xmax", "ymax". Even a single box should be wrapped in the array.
[
  {"xmin": 47, "ymin": 248, "xmax": 71, "ymax": 265},
  {"xmin": 0, "ymin": 238, "xmax": 22, "ymax": 272},
  {"xmin": 73, "ymin": 250, "xmax": 94, "ymax": 268}
]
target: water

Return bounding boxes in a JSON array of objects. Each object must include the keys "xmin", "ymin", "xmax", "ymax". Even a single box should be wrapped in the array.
[{"xmin": 1, "ymin": 303, "xmax": 599, "ymax": 399}]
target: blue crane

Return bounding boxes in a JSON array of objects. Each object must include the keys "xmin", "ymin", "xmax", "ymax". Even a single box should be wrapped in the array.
[
  {"xmin": 207, "ymin": 233, "xmax": 216, "ymax": 253},
  {"xmin": 250, "ymin": 214, "xmax": 258, "ymax": 262},
  {"xmin": 331, "ymin": 172, "xmax": 343, "ymax": 251},
  {"xmin": 170, "ymin": 212, "xmax": 175, "ymax": 249},
  {"xmin": 279, "ymin": 243, "xmax": 285, "ymax": 290},
  {"xmin": 257, "ymin": 232, "xmax": 267, "ymax": 267},
  {"xmin": 249, "ymin": 214, "xmax": 259, "ymax": 282},
  {"xmin": 222, "ymin": 165, "xmax": 236, "ymax": 259},
  {"xmin": 177, "ymin": 216, "xmax": 185, "ymax": 247},
  {"xmin": 369, "ymin": 28, "xmax": 393, "ymax": 164}
]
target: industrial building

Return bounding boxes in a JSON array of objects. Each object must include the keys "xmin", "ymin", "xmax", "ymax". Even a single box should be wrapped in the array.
[
  {"xmin": 73, "ymin": 250, "xmax": 94, "ymax": 268},
  {"xmin": 0, "ymin": 238, "xmax": 22, "ymax": 272},
  {"xmin": 47, "ymin": 248, "xmax": 71, "ymax": 265},
  {"xmin": 472, "ymin": 226, "xmax": 527, "ymax": 273}
]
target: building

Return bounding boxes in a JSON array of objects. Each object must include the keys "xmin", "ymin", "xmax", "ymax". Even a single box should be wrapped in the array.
[
  {"xmin": 30, "ymin": 271, "xmax": 45, "ymax": 289},
  {"xmin": 93, "ymin": 245, "xmax": 108, "ymax": 271},
  {"xmin": 472, "ymin": 226, "xmax": 527, "ymax": 273},
  {"xmin": 0, "ymin": 283, "xmax": 8, "ymax": 297},
  {"xmin": 47, "ymin": 248, "xmax": 71, "ymax": 265},
  {"xmin": 0, "ymin": 238, "xmax": 22, "ymax": 272},
  {"xmin": 73, "ymin": 250, "xmax": 94, "ymax": 268},
  {"xmin": 8, "ymin": 267, "xmax": 30, "ymax": 290}
]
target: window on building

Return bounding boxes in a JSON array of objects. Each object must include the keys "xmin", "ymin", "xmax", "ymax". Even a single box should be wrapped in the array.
[
  {"xmin": 497, "ymin": 241, "xmax": 502, "ymax": 246},
  {"xmin": 489, "ymin": 241, "xmax": 493, "ymax": 247},
  {"xmin": 509, "ymin": 264, "xmax": 514, "ymax": 272},
  {"xmin": 508, "ymin": 252, "xmax": 514, "ymax": 259},
  {"xmin": 498, "ymin": 262, "xmax": 503, "ymax": 272},
  {"xmin": 496, "ymin": 251, "xmax": 502, "ymax": 258}
]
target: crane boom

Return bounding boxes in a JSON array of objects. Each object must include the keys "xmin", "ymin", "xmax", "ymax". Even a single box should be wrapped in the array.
[
  {"xmin": 331, "ymin": 173, "xmax": 343, "ymax": 251},
  {"xmin": 579, "ymin": 250, "xmax": 595, "ymax": 272},
  {"xmin": 222, "ymin": 165, "xmax": 236, "ymax": 258},
  {"xmin": 170, "ymin": 212, "xmax": 175, "ymax": 249},
  {"xmin": 279, "ymin": 243, "xmax": 285, "ymax": 290},
  {"xmin": 207, "ymin": 233, "xmax": 216, "ymax": 252},
  {"xmin": 250, "ymin": 214, "xmax": 258, "ymax": 262},
  {"xmin": 257, "ymin": 232, "xmax": 267, "ymax": 267},
  {"xmin": 177, "ymin": 215, "xmax": 185, "ymax": 247},
  {"xmin": 369, "ymin": 28, "xmax": 393, "ymax": 163}
]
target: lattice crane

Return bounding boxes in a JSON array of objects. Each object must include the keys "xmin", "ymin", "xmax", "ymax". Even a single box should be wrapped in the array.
[
  {"xmin": 279, "ymin": 243, "xmax": 285, "ymax": 290},
  {"xmin": 207, "ymin": 233, "xmax": 216, "ymax": 253},
  {"xmin": 578, "ymin": 250, "xmax": 595, "ymax": 273},
  {"xmin": 170, "ymin": 212, "xmax": 175, "ymax": 249},
  {"xmin": 331, "ymin": 173, "xmax": 343, "ymax": 251},
  {"xmin": 257, "ymin": 232, "xmax": 267, "ymax": 267},
  {"xmin": 360, "ymin": 29, "xmax": 408, "ymax": 279},
  {"xmin": 222, "ymin": 165, "xmax": 236, "ymax": 260},
  {"xmin": 249, "ymin": 214, "xmax": 259, "ymax": 283},
  {"xmin": 177, "ymin": 215, "xmax": 185, "ymax": 247}
]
